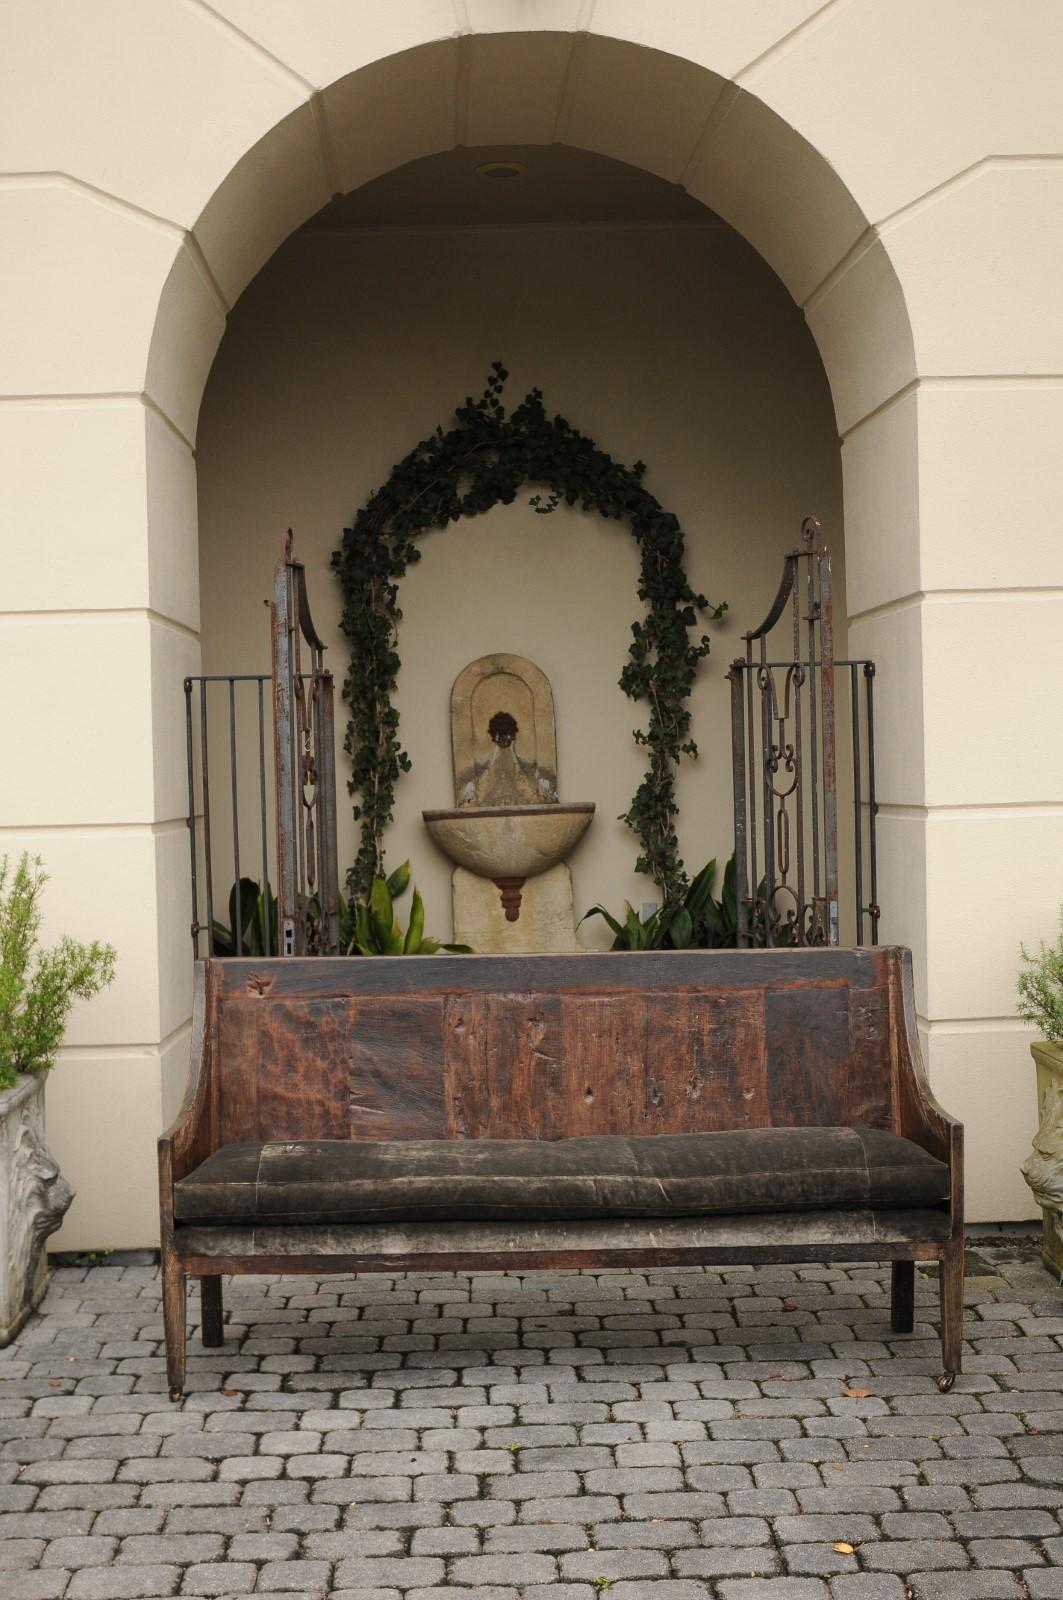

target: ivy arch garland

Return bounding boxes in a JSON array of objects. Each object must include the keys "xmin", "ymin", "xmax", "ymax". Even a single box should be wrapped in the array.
[{"xmin": 331, "ymin": 364, "xmax": 726, "ymax": 908}]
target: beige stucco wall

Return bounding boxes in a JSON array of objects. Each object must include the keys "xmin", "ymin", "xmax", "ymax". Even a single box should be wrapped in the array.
[
  {"xmin": 1, "ymin": 1, "xmax": 1061, "ymax": 1240},
  {"xmin": 197, "ymin": 219, "xmax": 845, "ymax": 945}
]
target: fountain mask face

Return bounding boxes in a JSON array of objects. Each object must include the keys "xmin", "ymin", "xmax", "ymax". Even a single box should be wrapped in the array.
[{"xmin": 488, "ymin": 711, "xmax": 518, "ymax": 749}]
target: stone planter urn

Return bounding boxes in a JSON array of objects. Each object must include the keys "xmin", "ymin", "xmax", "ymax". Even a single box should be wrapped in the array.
[
  {"xmin": 0, "ymin": 1074, "xmax": 74, "ymax": 1345},
  {"xmin": 1022, "ymin": 1040, "xmax": 1063, "ymax": 1278}
]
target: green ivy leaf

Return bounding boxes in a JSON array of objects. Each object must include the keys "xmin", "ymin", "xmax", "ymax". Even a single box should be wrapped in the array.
[{"xmin": 332, "ymin": 366, "xmax": 725, "ymax": 905}]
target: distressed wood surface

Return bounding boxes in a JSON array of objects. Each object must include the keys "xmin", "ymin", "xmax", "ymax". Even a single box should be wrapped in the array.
[
  {"xmin": 350, "ymin": 997, "xmax": 446, "ymax": 1139},
  {"xmin": 203, "ymin": 948, "xmax": 906, "ymax": 1146},
  {"xmin": 215, "ymin": 994, "xmax": 258, "ymax": 1147},
  {"xmin": 213, "ymin": 947, "xmax": 888, "ymax": 999},
  {"xmin": 174, "ymin": 1204, "xmax": 953, "ymax": 1263}
]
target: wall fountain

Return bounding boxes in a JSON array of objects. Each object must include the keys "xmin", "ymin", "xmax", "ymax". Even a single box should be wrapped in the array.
[{"xmin": 422, "ymin": 653, "xmax": 593, "ymax": 952}]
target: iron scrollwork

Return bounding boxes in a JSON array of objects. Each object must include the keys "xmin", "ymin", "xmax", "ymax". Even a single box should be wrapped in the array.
[
  {"xmin": 271, "ymin": 531, "xmax": 340, "ymax": 956},
  {"xmin": 729, "ymin": 518, "xmax": 849, "ymax": 948}
]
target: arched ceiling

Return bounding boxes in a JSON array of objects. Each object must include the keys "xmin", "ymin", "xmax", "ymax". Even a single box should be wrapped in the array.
[{"xmin": 302, "ymin": 143, "xmax": 714, "ymax": 231}]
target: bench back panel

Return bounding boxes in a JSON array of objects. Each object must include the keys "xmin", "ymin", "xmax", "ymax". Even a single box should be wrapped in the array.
[{"xmin": 207, "ymin": 948, "xmax": 897, "ymax": 1147}]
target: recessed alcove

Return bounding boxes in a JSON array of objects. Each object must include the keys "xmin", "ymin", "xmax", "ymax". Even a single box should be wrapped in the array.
[{"xmin": 197, "ymin": 142, "xmax": 845, "ymax": 945}]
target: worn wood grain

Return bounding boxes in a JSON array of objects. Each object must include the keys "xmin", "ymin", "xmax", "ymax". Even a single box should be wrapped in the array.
[
  {"xmin": 447, "ymin": 992, "xmax": 647, "ymax": 1141},
  {"xmin": 442, "ymin": 991, "xmax": 487, "ymax": 1140},
  {"xmin": 848, "ymin": 983, "xmax": 893, "ymax": 1128},
  {"xmin": 177, "ymin": 1238, "xmax": 951, "ymax": 1278},
  {"xmin": 213, "ymin": 947, "xmax": 888, "ymax": 1000},
  {"xmin": 558, "ymin": 993, "xmax": 648, "ymax": 1138},
  {"xmin": 441, "ymin": 989, "xmax": 774, "ymax": 1139},
  {"xmin": 211, "ymin": 956, "xmax": 902, "ymax": 1144},
  {"xmin": 763, "ymin": 982, "xmax": 853, "ymax": 1127},
  {"xmin": 643, "ymin": 990, "xmax": 770, "ymax": 1132},
  {"xmin": 350, "ymin": 996, "xmax": 446, "ymax": 1139},
  {"xmin": 215, "ymin": 995, "xmax": 260, "ymax": 1146},
  {"xmin": 256, "ymin": 999, "xmax": 349, "ymax": 1140}
]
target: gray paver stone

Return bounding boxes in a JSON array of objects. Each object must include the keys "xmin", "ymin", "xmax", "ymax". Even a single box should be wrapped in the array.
[
  {"xmin": 826, "ymin": 1582, "xmax": 908, "ymax": 1600},
  {"xmin": 1026, "ymin": 1573, "xmax": 1063, "ymax": 1599},
  {"xmin": 333, "ymin": 1557, "xmax": 446, "ymax": 1588},
  {"xmin": 41, "ymin": 1536, "xmax": 118, "ymax": 1568},
  {"xmin": 67, "ymin": 1568, "xmax": 181, "ymax": 1599},
  {"xmin": 717, "ymin": 1582, "xmax": 830, "ymax": 1599},
  {"xmin": 178, "ymin": 1561, "xmax": 257, "ymax": 1595},
  {"xmin": 905, "ymin": 1575, "xmax": 1024, "ymax": 1598}
]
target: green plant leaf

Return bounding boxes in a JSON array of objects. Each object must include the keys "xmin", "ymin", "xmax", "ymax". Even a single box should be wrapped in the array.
[
  {"xmin": 369, "ymin": 876, "xmax": 394, "ymax": 950},
  {"xmin": 685, "ymin": 858, "xmax": 717, "ymax": 918},
  {"xmin": 386, "ymin": 859, "xmax": 412, "ymax": 899},
  {"xmin": 584, "ymin": 850, "xmax": 757, "ymax": 952},
  {"xmin": 227, "ymin": 878, "xmax": 261, "ymax": 954},
  {"xmin": 624, "ymin": 903, "xmax": 645, "ymax": 949},
  {"xmin": 0, "ymin": 852, "xmax": 115, "ymax": 1082},
  {"xmin": 404, "ymin": 887, "xmax": 425, "ymax": 954},
  {"xmin": 722, "ymin": 852, "xmax": 737, "ymax": 919},
  {"xmin": 581, "ymin": 905, "xmax": 625, "ymax": 939},
  {"xmin": 702, "ymin": 896, "xmax": 724, "ymax": 944}
]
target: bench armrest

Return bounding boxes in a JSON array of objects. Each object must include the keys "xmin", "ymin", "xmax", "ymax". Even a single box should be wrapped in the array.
[
  {"xmin": 158, "ymin": 963, "xmax": 214, "ymax": 1188},
  {"xmin": 891, "ymin": 949, "xmax": 963, "ymax": 1226}
]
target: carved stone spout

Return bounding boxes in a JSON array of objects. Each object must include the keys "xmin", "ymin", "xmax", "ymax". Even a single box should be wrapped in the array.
[
  {"xmin": 494, "ymin": 877, "xmax": 525, "ymax": 922},
  {"xmin": 0, "ymin": 1075, "xmax": 75, "ymax": 1346}
]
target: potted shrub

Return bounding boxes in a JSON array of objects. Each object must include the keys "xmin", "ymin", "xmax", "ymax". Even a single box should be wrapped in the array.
[
  {"xmin": 0, "ymin": 854, "xmax": 115, "ymax": 1342},
  {"xmin": 1018, "ymin": 911, "xmax": 1063, "ymax": 1275}
]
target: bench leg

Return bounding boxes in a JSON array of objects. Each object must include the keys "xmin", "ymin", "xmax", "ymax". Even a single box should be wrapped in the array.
[
  {"xmin": 161, "ymin": 1250, "xmax": 187, "ymax": 1402},
  {"xmin": 200, "ymin": 1276, "xmax": 224, "ymax": 1348},
  {"xmin": 937, "ymin": 1240, "xmax": 964, "ymax": 1390},
  {"xmin": 890, "ymin": 1260, "xmax": 915, "ymax": 1334}
]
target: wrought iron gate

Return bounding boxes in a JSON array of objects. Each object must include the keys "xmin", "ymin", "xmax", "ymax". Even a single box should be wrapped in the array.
[
  {"xmin": 186, "ymin": 522, "xmax": 876, "ymax": 957},
  {"xmin": 184, "ymin": 532, "xmax": 340, "ymax": 957},
  {"xmin": 270, "ymin": 531, "xmax": 340, "ymax": 955},
  {"xmin": 729, "ymin": 518, "xmax": 879, "ymax": 947}
]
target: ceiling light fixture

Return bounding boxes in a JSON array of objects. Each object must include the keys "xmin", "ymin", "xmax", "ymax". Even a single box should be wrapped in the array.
[{"xmin": 475, "ymin": 160, "xmax": 526, "ymax": 180}]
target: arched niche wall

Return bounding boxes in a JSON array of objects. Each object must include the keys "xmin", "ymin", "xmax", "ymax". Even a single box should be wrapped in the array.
[
  {"xmin": 12, "ymin": 5, "xmax": 1059, "ymax": 1235},
  {"xmin": 147, "ymin": 27, "xmax": 920, "ymax": 969}
]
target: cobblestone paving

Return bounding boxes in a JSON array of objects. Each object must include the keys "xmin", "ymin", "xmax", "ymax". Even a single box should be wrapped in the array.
[{"xmin": 1, "ymin": 1237, "xmax": 1061, "ymax": 1599}]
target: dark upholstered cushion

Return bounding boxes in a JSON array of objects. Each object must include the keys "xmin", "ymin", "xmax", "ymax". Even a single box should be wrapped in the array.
[{"xmin": 173, "ymin": 1128, "xmax": 949, "ymax": 1226}]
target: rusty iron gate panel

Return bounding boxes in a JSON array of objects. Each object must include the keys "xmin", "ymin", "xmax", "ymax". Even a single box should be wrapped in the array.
[
  {"xmin": 184, "ymin": 532, "xmax": 340, "ymax": 957},
  {"xmin": 184, "ymin": 671, "xmax": 272, "ymax": 957},
  {"xmin": 728, "ymin": 517, "xmax": 879, "ymax": 948},
  {"xmin": 270, "ymin": 531, "xmax": 340, "ymax": 956}
]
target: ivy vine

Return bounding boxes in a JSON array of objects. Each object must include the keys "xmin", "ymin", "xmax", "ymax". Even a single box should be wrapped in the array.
[{"xmin": 331, "ymin": 364, "xmax": 726, "ymax": 907}]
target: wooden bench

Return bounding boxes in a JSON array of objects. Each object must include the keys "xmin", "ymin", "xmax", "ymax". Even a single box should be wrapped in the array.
[{"xmin": 158, "ymin": 946, "xmax": 963, "ymax": 1399}]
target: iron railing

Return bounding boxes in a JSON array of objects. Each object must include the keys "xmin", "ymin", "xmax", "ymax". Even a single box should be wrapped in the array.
[
  {"xmin": 184, "ymin": 532, "xmax": 341, "ymax": 958},
  {"xmin": 184, "ymin": 673, "xmax": 274, "ymax": 958},
  {"xmin": 729, "ymin": 519, "xmax": 879, "ymax": 947},
  {"xmin": 270, "ymin": 532, "xmax": 340, "ymax": 956}
]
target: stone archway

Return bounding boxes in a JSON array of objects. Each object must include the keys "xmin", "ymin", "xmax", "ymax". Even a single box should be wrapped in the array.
[{"xmin": 7, "ymin": 5, "xmax": 1057, "ymax": 1238}]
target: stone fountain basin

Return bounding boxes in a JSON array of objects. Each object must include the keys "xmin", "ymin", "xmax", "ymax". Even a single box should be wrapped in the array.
[{"xmin": 422, "ymin": 803, "xmax": 594, "ymax": 881}]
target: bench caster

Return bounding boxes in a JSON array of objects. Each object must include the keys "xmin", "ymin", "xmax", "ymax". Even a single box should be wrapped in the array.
[
  {"xmin": 168, "ymin": 1386, "xmax": 184, "ymax": 1404},
  {"xmin": 936, "ymin": 1371, "xmax": 956, "ymax": 1393}
]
